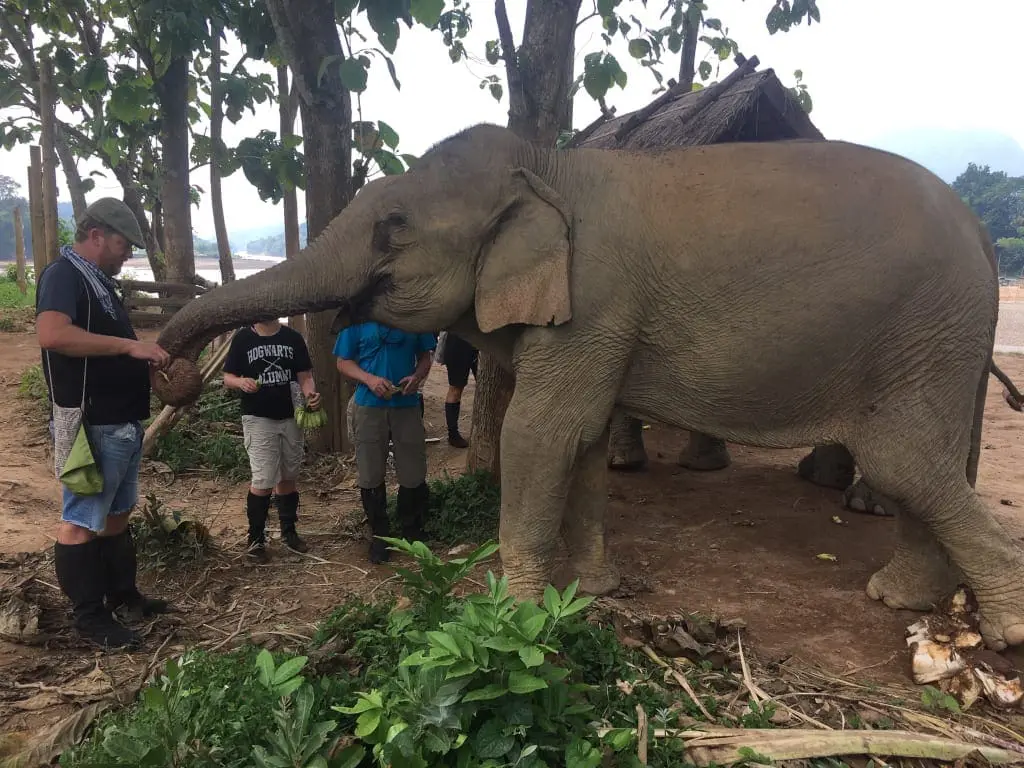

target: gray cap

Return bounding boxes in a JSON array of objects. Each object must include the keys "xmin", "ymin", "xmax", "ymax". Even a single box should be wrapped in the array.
[{"xmin": 82, "ymin": 197, "xmax": 146, "ymax": 249}]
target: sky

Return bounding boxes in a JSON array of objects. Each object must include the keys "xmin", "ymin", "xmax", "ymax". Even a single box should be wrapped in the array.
[{"xmin": 0, "ymin": 0, "xmax": 1021, "ymax": 242}]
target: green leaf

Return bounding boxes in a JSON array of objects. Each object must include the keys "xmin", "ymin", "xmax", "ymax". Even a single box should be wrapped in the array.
[
  {"xmin": 410, "ymin": 0, "xmax": 445, "ymax": 27},
  {"xmin": 474, "ymin": 718, "xmax": 514, "ymax": 759},
  {"xmin": 463, "ymin": 683, "xmax": 508, "ymax": 701},
  {"xmin": 559, "ymin": 595, "xmax": 594, "ymax": 619},
  {"xmin": 255, "ymin": 648, "xmax": 275, "ymax": 686},
  {"xmin": 597, "ymin": 0, "xmax": 617, "ymax": 16},
  {"xmin": 699, "ymin": 61, "xmax": 712, "ymax": 80},
  {"xmin": 542, "ymin": 585, "xmax": 559, "ymax": 617},
  {"xmin": 81, "ymin": 58, "xmax": 109, "ymax": 93},
  {"xmin": 482, "ymin": 636, "xmax": 521, "ymax": 653},
  {"xmin": 338, "ymin": 58, "xmax": 368, "ymax": 93},
  {"xmin": 508, "ymin": 671, "xmax": 548, "ymax": 694},
  {"xmin": 565, "ymin": 738, "xmax": 603, "ymax": 768},
  {"xmin": 628, "ymin": 38, "xmax": 651, "ymax": 58},
  {"xmin": 518, "ymin": 645, "xmax": 545, "ymax": 668},
  {"xmin": 334, "ymin": 745, "xmax": 366, "ymax": 768},
  {"xmin": 274, "ymin": 676, "xmax": 305, "ymax": 698},
  {"xmin": 427, "ymin": 631, "xmax": 463, "ymax": 658},
  {"xmin": 355, "ymin": 710, "xmax": 382, "ymax": 738},
  {"xmin": 272, "ymin": 655, "xmax": 308, "ymax": 684},
  {"xmin": 520, "ymin": 613, "xmax": 547, "ymax": 642}
]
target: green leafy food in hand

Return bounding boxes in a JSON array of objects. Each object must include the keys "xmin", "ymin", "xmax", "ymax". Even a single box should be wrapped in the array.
[{"xmin": 294, "ymin": 405, "xmax": 328, "ymax": 430}]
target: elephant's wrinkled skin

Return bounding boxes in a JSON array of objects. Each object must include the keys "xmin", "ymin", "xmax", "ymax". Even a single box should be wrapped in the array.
[{"xmin": 151, "ymin": 124, "xmax": 1024, "ymax": 649}]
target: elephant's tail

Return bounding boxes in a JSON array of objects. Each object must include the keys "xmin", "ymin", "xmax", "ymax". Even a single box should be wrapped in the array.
[
  {"xmin": 991, "ymin": 359, "xmax": 1024, "ymax": 412},
  {"xmin": 967, "ymin": 357, "xmax": 991, "ymax": 488}
]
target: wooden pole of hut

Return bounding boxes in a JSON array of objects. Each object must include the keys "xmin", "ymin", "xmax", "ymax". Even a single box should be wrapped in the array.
[
  {"xmin": 13, "ymin": 206, "xmax": 27, "ymax": 295},
  {"xmin": 28, "ymin": 148, "xmax": 46, "ymax": 277},
  {"xmin": 38, "ymin": 58, "xmax": 60, "ymax": 263}
]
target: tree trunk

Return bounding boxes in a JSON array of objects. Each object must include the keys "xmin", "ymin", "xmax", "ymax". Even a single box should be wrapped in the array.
[
  {"xmin": 678, "ymin": 10, "xmax": 699, "ymax": 90},
  {"xmin": 38, "ymin": 57, "xmax": 60, "ymax": 263},
  {"xmin": 209, "ymin": 25, "xmax": 236, "ymax": 285},
  {"xmin": 278, "ymin": 64, "xmax": 305, "ymax": 335},
  {"xmin": 152, "ymin": 199, "xmax": 166, "ymax": 255},
  {"xmin": 154, "ymin": 56, "xmax": 196, "ymax": 283},
  {"xmin": 54, "ymin": 125, "xmax": 87, "ymax": 221},
  {"xmin": 267, "ymin": 0, "xmax": 353, "ymax": 453},
  {"xmin": 115, "ymin": 164, "xmax": 165, "ymax": 280},
  {"xmin": 467, "ymin": 0, "xmax": 583, "ymax": 477},
  {"xmin": 675, "ymin": 9, "xmax": 700, "ymax": 90}
]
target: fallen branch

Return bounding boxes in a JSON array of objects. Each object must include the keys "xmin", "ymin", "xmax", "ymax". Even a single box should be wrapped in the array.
[
  {"xmin": 594, "ymin": 727, "xmax": 1024, "ymax": 766},
  {"xmin": 640, "ymin": 644, "xmax": 715, "ymax": 721}
]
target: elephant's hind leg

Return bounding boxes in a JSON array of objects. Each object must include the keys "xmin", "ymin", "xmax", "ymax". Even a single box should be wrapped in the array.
[
  {"xmin": 678, "ymin": 431, "xmax": 731, "ymax": 471},
  {"xmin": 865, "ymin": 512, "xmax": 963, "ymax": 610},
  {"xmin": 564, "ymin": 425, "xmax": 620, "ymax": 596},
  {"xmin": 853, "ymin": 430, "xmax": 1024, "ymax": 650},
  {"xmin": 607, "ymin": 411, "xmax": 648, "ymax": 471}
]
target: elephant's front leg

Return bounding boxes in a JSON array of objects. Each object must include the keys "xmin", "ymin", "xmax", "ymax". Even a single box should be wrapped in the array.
[
  {"xmin": 498, "ymin": 375, "xmax": 616, "ymax": 601},
  {"xmin": 564, "ymin": 425, "xmax": 620, "ymax": 596}
]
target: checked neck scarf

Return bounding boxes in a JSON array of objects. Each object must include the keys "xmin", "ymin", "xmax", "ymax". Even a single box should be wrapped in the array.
[{"xmin": 60, "ymin": 245, "xmax": 120, "ymax": 320}]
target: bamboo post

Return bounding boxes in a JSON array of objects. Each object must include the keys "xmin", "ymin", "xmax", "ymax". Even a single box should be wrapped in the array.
[
  {"xmin": 28, "ymin": 148, "xmax": 46, "ymax": 278},
  {"xmin": 13, "ymin": 206, "xmax": 26, "ymax": 295},
  {"xmin": 39, "ymin": 57, "xmax": 60, "ymax": 263},
  {"xmin": 142, "ymin": 330, "xmax": 238, "ymax": 456}
]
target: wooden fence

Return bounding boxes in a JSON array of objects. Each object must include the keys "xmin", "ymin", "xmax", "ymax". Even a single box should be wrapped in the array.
[{"xmin": 121, "ymin": 279, "xmax": 210, "ymax": 328}]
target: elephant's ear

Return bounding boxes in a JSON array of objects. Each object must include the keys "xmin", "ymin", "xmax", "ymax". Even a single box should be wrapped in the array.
[{"xmin": 474, "ymin": 167, "xmax": 573, "ymax": 333}]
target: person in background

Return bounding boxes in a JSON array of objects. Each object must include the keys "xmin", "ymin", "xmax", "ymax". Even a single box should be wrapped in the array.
[
  {"xmin": 440, "ymin": 333, "xmax": 478, "ymax": 448},
  {"xmin": 223, "ymin": 318, "xmax": 320, "ymax": 562},
  {"xmin": 35, "ymin": 198, "xmax": 171, "ymax": 649},
  {"xmin": 335, "ymin": 322, "xmax": 435, "ymax": 564}
]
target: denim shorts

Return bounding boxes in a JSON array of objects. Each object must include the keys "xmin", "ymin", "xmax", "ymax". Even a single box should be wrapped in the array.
[{"xmin": 57, "ymin": 421, "xmax": 144, "ymax": 533}]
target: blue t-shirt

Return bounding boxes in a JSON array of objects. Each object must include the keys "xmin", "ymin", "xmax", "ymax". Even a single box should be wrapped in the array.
[{"xmin": 334, "ymin": 322, "xmax": 436, "ymax": 408}]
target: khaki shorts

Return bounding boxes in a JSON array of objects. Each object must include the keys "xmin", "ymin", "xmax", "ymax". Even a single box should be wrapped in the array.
[
  {"xmin": 352, "ymin": 403, "xmax": 426, "ymax": 488},
  {"xmin": 242, "ymin": 415, "xmax": 304, "ymax": 490}
]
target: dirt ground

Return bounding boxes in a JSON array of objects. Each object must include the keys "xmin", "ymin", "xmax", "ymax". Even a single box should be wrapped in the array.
[{"xmin": 3, "ymin": 305, "xmax": 1024, "ymax": 740}]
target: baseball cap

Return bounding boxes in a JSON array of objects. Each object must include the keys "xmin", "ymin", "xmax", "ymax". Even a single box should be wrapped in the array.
[{"xmin": 82, "ymin": 197, "xmax": 146, "ymax": 250}]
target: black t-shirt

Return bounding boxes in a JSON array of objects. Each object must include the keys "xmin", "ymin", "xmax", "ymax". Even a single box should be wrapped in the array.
[
  {"xmin": 35, "ymin": 258, "xmax": 151, "ymax": 425},
  {"xmin": 222, "ymin": 325, "xmax": 313, "ymax": 420}
]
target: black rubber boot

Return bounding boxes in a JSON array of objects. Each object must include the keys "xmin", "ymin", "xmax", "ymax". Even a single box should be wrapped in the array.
[
  {"xmin": 276, "ymin": 491, "xmax": 308, "ymax": 553},
  {"xmin": 246, "ymin": 491, "xmax": 272, "ymax": 563},
  {"xmin": 445, "ymin": 402, "xmax": 468, "ymax": 448},
  {"xmin": 54, "ymin": 540, "xmax": 139, "ymax": 649},
  {"xmin": 360, "ymin": 485, "xmax": 391, "ymax": 564},
  {"xmin": 396, "ymin": 482, "xmax": 429, "ymax": 542},
  {"xmin": 101, "ymin": 528, "xmax": 170, "ymax": 622}
]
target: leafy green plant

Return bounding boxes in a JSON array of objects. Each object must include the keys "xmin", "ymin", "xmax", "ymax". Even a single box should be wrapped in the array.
[
  {"xmin": 381, "ymin": 538, "xmax": 498, "ymax": 627},
  {"xmin": 252, "ymin": 684, "xmax": 365, "ymax": 768},
  {"xmin": 386, "ymin": 470, "xmax": 501, "ymax": 546},
  {"xmin": 333, "ymin": 555, "xmax": 602, "ymax": 767}
]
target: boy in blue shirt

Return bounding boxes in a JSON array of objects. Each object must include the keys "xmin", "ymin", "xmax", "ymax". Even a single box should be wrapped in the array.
[{"xmin": 335, "ymin": 322, "xmax": 436, "ymax": 563}]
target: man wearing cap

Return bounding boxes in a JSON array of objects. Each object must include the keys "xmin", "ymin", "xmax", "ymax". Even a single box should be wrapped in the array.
[{"xmin": 35, "ymin": 197, "xmax": 171, "ymax": 649}]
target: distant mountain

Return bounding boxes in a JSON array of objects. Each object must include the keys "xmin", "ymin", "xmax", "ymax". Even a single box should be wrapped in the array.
[
  {"xmin": 863, "ymin": 128, "xmax": 1024, "ymax": 183},
  {"xmin": 230, "ymin": 221, "xmax": 294, "ymax": 252},
  {"xmin": 244, "ymin": 222, "xmax": 308, "ymax": 257}
]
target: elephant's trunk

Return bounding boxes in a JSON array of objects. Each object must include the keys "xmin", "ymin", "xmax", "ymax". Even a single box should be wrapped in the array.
[{"xmin": 151, "ymin": 232, "xmax": 372, "ymax": 406}]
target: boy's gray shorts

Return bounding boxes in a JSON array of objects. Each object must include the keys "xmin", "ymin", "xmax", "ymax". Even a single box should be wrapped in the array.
[{"xmin": 241, "ymin": 415, "xmax": 304, "ymax": 489}]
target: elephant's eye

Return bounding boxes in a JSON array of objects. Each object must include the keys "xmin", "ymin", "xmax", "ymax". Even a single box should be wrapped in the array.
[{"xmin": 373, "ymin": 213, "xmax": 408, "ymax": 252}]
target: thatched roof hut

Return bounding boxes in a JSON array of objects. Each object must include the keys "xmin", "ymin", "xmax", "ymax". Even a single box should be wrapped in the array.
[{"xmin": 573, "ymin": 55, "xmax": 823, "ymax": 151}]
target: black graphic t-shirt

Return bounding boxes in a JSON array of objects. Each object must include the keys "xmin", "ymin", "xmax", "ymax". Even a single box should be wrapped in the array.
[{"xmin": 223, "ymin": 325, "xmax": 313, "ymax": 420}]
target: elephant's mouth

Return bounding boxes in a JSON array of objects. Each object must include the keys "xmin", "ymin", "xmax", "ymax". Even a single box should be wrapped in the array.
[{"xmin": 329, "ymin": 273, "xmax": 393, "ymax": 334}]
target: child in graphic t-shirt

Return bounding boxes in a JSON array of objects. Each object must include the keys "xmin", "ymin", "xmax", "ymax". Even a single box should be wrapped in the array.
[{"xmin": 223, "ymin": 319, "xmax": 320, "ymax": 561}]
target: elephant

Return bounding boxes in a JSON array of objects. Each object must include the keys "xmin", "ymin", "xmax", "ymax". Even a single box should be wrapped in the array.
[{"xmin": 150, "ymin": 123, "xmax": 1024, "ymax": 650}]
